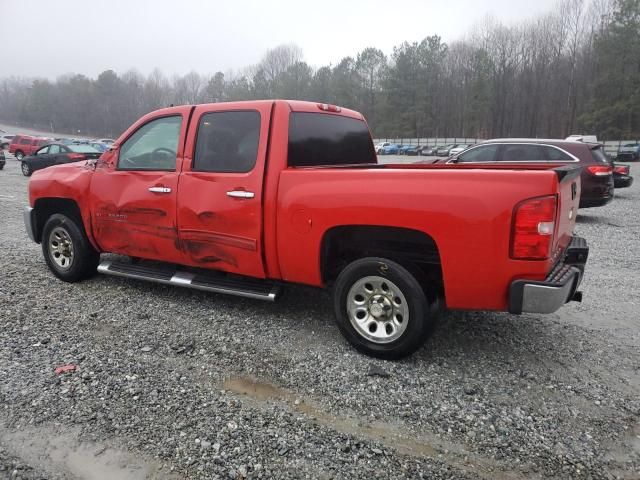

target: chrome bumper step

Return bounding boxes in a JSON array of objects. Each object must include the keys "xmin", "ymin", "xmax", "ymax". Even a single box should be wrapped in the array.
[{"xmin": 97, "ymin": 260, "xmax": 280, "ymax": 302}]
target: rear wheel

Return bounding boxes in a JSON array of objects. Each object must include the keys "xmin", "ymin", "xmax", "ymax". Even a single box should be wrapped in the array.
[
  {"xmin": 15, "ymin": 150, "xmax": 24, "ymax": 160},
  {"xmin": 333, "ymin": 257, "xmax": 434, "ymax": 359},
  {"xmin": 21, "ymin": 162, "xmax": 32, "ymax": 176},
  {"xmin": 41, "ymin": 214, "xmax": 100, "ymax": 282}
]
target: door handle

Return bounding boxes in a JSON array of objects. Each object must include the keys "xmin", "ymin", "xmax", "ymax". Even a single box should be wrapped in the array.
[
  {"xmin": 226, "ymin": 190, "xmax": 255, "ymax": 199},
  {"xmin": 148, "ymin": 186, "xmax": 171, "ymax": 193}
]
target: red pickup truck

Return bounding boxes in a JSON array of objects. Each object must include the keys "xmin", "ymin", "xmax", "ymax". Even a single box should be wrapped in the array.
[{"xmin": 24, "ymin": 100, "xmax": 589, "ymax": 358}]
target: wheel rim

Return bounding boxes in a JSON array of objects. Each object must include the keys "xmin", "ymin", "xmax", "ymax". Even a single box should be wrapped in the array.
[
  {"xmin": 16, "ymin": 152, "xmax": 23, "ymax": 160},
  {"xmin": 346, "ymin": 275, "xmax": 409, "ymax": 344},
  {"xmin": 48, "ymin": 226, "xmax": 75, "ymax": 270},
  {"xmin": 21, "ymin": 163, "xmax": 29, "ymax": 175}
]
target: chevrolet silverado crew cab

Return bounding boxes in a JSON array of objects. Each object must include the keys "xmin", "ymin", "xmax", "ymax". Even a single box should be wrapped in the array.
[{"xmin": 24, "ymin": 100, "xmax": 589, "ymax": 359}]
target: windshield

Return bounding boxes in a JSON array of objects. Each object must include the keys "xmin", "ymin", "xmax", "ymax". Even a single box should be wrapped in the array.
[{"xmin": 68, "ymin": 145, "xmax": 101, "ymax": 153}]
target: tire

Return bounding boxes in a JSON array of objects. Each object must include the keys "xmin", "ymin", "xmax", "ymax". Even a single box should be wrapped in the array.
[
  {"xmin": 15, "ymin": 150, "xmax": 24, "ymax": 160},
  {"xmin": 41, "ymin": 213, "xmax": 100, "ymax": 282},
  {"xmin": 21, "ymin": 162, "xmax": 32, "ymax": 176},
  {"xmin": 333, "ymin": 257, "xmax": 433, "ymax": 359},
  {"xmin": 0, "ymin": 163, "xmax": 4, "ymax": 170}
]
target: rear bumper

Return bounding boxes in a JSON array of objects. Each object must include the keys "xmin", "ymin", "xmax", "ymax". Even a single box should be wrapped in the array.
[
  {"xmin": 509, "ymin": 236, "xmax": 588, "ymax": 314},
  {"xmin": 614, "ymin": 175, "xmax": 633, "ymax": 188},
  {"xmin": 580, "ymin": 194, "xmax": 613, "ymax": 208}
]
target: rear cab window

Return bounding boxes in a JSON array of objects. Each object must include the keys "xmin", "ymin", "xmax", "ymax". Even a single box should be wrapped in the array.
[{"xmin": 288, "ymin": 112, "xmax": 376, "ymax": 167}]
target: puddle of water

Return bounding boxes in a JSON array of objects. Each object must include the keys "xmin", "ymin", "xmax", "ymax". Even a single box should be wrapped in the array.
[
  {"xmin": 1, "ymin": 425, "xmax": 179, "ymax": 480},
  {"xmin": 224, "ymin": 376, "xmax": 527, "ymax": 480}
]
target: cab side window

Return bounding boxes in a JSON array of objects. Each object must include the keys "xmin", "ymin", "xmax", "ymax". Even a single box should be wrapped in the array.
[
  {"xmin": 193, "ymin": 111, "xmax": 260, "ymax": 173},
  {"xmin": 118, "ymin": 116, "xmax": 181, "ymax": 171}
]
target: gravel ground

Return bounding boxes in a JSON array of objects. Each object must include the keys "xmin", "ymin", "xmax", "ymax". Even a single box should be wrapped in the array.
[{"xmin": 0, "ymin": 152, "xmax": 639, "ymax": 480}]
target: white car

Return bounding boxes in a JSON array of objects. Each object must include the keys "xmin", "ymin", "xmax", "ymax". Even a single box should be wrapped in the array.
[
  {"xmin": 375, "ymin": 142, "xmax": 390, "ymax": 154},
  {"xmin": 448, "ymin": 144, "xmax": 473, "ymax": 156},
  {"xmin": 1, "ymin": 134, "xmax": 15, "ymax": 150}
]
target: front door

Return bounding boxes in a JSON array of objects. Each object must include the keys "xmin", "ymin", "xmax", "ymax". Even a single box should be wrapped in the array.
[
  {"xmin": 89, "ymin": 109, "xmax": 190, "ymax": 263},
  {"xmin": 177, "ymin": 103, "xmax": 272, "ymax": 278}
]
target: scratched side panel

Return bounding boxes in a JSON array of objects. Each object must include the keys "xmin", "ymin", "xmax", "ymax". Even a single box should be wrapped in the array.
[{"xmin": 90, "ymin": 168, "xmax": 185, "ymax": 263}]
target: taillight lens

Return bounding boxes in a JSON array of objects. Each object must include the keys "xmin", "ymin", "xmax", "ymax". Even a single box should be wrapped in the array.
[
  {"xmin": 613, "ymin": 165, "xmax": 629, "ymax": 175},
  {"xmin": 511, "ymin": 195, "xmax": 557, "ymax": 260},
  {"xmin": 67, "ymin": 153, "xmax": 86, "ymax": 161},
  {"xmin": 586, "ymin": 165, "xmax": 613, "ymax": 176}
]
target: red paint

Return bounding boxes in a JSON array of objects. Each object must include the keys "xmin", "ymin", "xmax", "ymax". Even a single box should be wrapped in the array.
[
  {"xmin": 9, "ymin": 135, "xmax": 50, "ymax": 156},
  {"xmin": 54, "ymin": 364, "xmax": 77, "ymax": 375},
  {"xmin": 28, "ymin": 100, "xmax": 581, "ymax": 312}
]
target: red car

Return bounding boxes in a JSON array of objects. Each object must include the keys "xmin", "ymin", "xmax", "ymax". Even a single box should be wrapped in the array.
[
  {"xmin": 9, "ymin": 135, "xmax": 51, "ymax": 160},
  {"xmin": 438, "ymin": 139, "xmax": 615, "ymax": 208},
  {"xmin": 24, "ymin": 101, "xmax": 589, "ymax": 358}
]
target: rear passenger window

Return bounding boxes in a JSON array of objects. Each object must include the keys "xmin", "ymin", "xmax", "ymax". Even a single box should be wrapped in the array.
[
  {"xmin": 456, "ymin": 144, "xmax": 499, "ymax": 163},
  {"xmin": 591, "ymin": 147, "xmax": 610, "ymax": 163},
  {"xmin": 288, "ymin": 112, "xmax": 376, "ymax": 167},
  {"xmin": 501, "ymin": 144, "xmax": 549, "ymax": 161},
  {"xmin": 193, "ymin": 111, "xmax": 260, "ymax": 173},
  {"xmin": 542, "ymin": 146, "xmax": 573, "ymax": 161}
]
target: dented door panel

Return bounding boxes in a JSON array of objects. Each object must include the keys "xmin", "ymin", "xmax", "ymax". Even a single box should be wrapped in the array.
[{"xmin": 177, "ymin": 102, "xmax": 273, "ymax": 278}]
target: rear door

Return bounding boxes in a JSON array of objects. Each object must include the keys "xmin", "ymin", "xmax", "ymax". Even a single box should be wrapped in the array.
[
  {"xmin": 177, "ymin": 102, "xmax": 273, "ymax": 278},
  {"xmin": 90, "ymin": 109, "xmax": 191, "ymax": 262}
]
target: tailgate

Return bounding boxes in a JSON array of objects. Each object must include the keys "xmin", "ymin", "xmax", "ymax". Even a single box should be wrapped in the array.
[{"xmin": 551, "ymin": 166, "xmax": 581, "ymax": 262}]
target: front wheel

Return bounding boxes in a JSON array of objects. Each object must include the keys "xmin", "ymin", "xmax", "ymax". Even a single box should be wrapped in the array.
[
  {"xmin": 21, "ymin": 162, "xmax": 32, "ymax": 176},
  {"xmin": 15, "ymin": 150, "xmax": 24, "ymax": 160},
  {"xmin": 333, "ymin": 257, "xmax": 434, "ymax": 359},
  {"xmin": 41, "ymin": 214, "xmax": 100, "ymax": 282}
]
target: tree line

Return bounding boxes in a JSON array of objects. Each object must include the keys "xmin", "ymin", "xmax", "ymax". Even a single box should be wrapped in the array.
[{"xmin": 0, "ymin": 0, "xmax": 638, "ymax": 140}]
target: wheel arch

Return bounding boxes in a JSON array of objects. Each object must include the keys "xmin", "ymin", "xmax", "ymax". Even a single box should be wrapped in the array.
[
  {"xmin": 32, "ymin": 198, "xmax": 91, "ymax": 246},
  {"xmin": 320, "ymin": 225, "xmax": 444, "ymax": 304}
]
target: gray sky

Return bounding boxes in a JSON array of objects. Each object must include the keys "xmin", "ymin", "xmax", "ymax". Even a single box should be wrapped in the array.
[{"xmin": 1, "ymin": 0, "xmax": 557, "ymax": 79}]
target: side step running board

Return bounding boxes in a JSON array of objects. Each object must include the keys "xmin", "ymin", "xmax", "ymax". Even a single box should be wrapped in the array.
[{"xmin": 97, "ymin": 260, "xmax": 280, "ymax": 302}]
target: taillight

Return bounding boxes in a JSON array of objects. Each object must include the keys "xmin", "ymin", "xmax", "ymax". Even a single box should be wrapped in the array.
[
  {"xmin": 511, "ymin": 195, "xmax": 557, "ymax": 260},
  {"xmin": 317, "ymin": 103, "xmax": 342, "ymax": 113},
  {"xmin": 586, "ymin": 165, "xmax": 613, "ymax": 176},
  {"xmin": 67, "ymin": 153, "xmax": 86, "ymax": 161},
  {"xmin": 613, "ymin": 165, "xmax": 629, "ymax": 175}
]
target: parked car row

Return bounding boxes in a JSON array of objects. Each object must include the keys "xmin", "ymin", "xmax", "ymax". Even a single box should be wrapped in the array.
[
  {"xmin": 375, "ymin": 142, "xmax": 476, "ymax": 157},
  {"xmin": 0, "ymin": 131, "xmax": 111, "ymax": 176}
]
